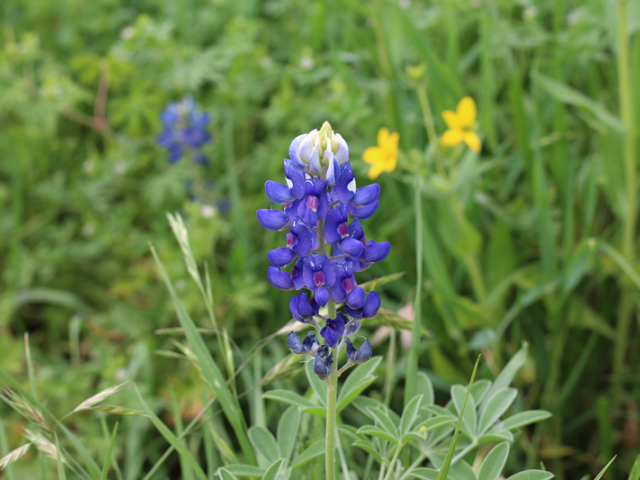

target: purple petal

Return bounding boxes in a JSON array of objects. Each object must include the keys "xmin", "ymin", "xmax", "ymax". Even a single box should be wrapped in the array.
[
  {"xmin": 354, "ymin": 339, "xmax": 372, "ymax": 363},
  {"xmin": 346, "ymin": 338, "xmax": 357, "ymax": 360},
  {"xmin": 352, "ymin": 184, "xmax": 380, "ymax": 206},
  {"xmin": 329, "ymin": 281, "xmax": 346, "ymax": 303},
  {"xmin": 362, "ymin": 241, "xmax": 391, "ymax": 263},
  {"xmin": 348, "ymin": 201, "xmax": 379, "ymax": 220},
  {"xmin": 268, "ymin": 247, "xmax": 295, "ymax": 267},
  {"xmin": 333, "ymin": 162, "xmax": 355, "ymax": 204},
  {"xmin": 265, "ymin": 181, "xmax": 295, "ymax": 203},
  {"xmin": 289, "ymin": 295, "xmax": 303, "ymax": 321},
  {"xmin": 322, "ymin": 260, "xmax": 336, "ymax": 287},
  {"xmin": 326, "ymin": 157, "xmax": 340, "ymax": 186},
  {"xmin": 257, "ymin": 209, "xmax": 288, "ymax": 230},
  {"xmin": 284, "ymin": 160, "xmax": 306, "ymax": 199},
  {"xmin": 363, "ymin": 291, "xmax": 381, "ymax": 318},
  {"xmin": 313, "ymin": 352, "xmax": 333, "ymax": 379},
  {"xmin": 291, "ymin": 258, "xmax": 305, "ymax": 290},
  {"xmin": 290, "ymin": 221, "xmax": 313, "ymax": 257},
  {"xmin": 288, "ymin": 134, "xmax": 306, "ymax": 168},
  {"xmin": 302, "ymin": 332, "xmax": 320, "ymax": 353},
  {"xmin": 297, "ymin": 293, "xmax": 315, "ymax": 318},
  {"xmin": 325, "ymin": 205, "xmax": 347, "ymax": 245},
  {"xmin": 267, "ymin": 267, "xmax": 294, "ymax": 290}
]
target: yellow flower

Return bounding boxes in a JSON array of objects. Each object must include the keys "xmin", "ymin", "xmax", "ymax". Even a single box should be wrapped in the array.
[
  {"xmin": 363, "ymin": 128, "xmax": 399, "ymax": 179},
  {"xmin": 440, "ymin": 96, "xmax": 481, "ymax": 153}
]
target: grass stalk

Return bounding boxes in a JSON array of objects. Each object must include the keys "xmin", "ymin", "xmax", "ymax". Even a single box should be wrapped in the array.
[{"xmin": 614, "ymin": 0, "xmax": 637, "ymax": 384}]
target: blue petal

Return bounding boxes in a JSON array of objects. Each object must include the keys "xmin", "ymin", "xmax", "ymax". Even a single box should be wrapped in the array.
[
  {"xmin": 302, "ymin": 332, "xmax": 320, "ymax": 353},
  {"xmin": 284, "ymin": 160, "xmax": 306, "ymax": 199},
  {"xmin": 297, "ymin": 293, "xmax": 315, "ymax": 318},
  {"xmin": 288, "ymin": 134, "xmax": 306, "ymax": 168},
  {"xmin": 267, "ymin": 267, "xmax": 294, "ymax": 290},
  {"xmin": 309, "ymin": 145, "xmax": 321, "ymax": 173},
  {"xmin": 268, "ymin": 247, "xmax": 295, "ymax": 267},
  {"xmin": 322, "ymin": 259, "xmax": 336, "ymax": 287},
  {"xmin": 340, "ymin": 237, "xmax": 364, "ymax": 258},
  {"xmin": 289, "ymin": 295, "xmax": 303, "ymax": 321},
  {"xmin": 346, "ymin": 338, "xmax": 357, "ymax": 360},
  {"xmin": 354, "ymin": 339, "xmax": 372, "ymax": 363},
  {"xmin": 290, "ymin": 220, "xmax": 313, "ymax": 257},
  {"xmin": 324, "ymin": 205, "xmax": 347, "ymax": 245},
  {"xmin": 363, "ymin": 291, "xmax": 381, "ymax": 318},
  {"xmin": 257, "ymin": 209, "xmax": 289, "ymax": 230},
  {"xmin": 333, "ymin": 162, "xmax": 355, "ymax": 204},
  {"xmin": 291, "ymin": 258, "xmax": 306, "ymax": 290},
  {"xmin": 320, "ymin": 325, "xmax": 341, "ymax": 348},
  {"xmin": 348, "ymin": 200, "xmax": 379, "ymax": 220},
  {"xmin": 315, "ymin": 287, "xmax": 329, "ymax": 307},
  {"xmin": 352, "ymin": 184, "xmax": 380, "ymax": 206},
  {"xmin": 346, "ymin": 287, "xmax": 365, "ymax": 309},
  {"xmin": 265, "ymin": 181, "xmax": 295, "ymax": 203},
  {"xmin": 313, "ymin": 352, "xmax": 333, "ymax": 379},
  {"xmin": 362, "ymin": 241, "xmax": 391, "ymax": 263},
  {"xmin": 325, "ymin": 157, "xmax": 340, "ymax": 186},
  {"xmin": 344, "ymin": 321, "xmax": 361, "ymax": 338},
  {"xmin": 288, "ymin": 331, "xmax": 305, "ymax": 354}
]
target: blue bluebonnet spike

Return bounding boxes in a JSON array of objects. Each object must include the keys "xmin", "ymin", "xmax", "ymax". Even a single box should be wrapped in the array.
[
  {"xmin": 313, "ymin": 351, "xmax": 333, "ymax": 380},
  {"xmin": 344, "ymin": 320, "xmax": 361, "ymax": 338},
  {"xmin": 346, "ymin": 338, "xmax": 372, "ymax": 363},
  {"xmin": 265, "ymin": 181, "xmax": 295, "ymax": 203},
  {"xmin": 320, "ymin": 316, "xmax": 346, "ymax": 347},
  {"xmin": 257, "ymin": 209, "xmax": 289, "ymax": 230},
  {"xmin": 267, "ymin": 267, "xmax": 294, "ymax": 290}
]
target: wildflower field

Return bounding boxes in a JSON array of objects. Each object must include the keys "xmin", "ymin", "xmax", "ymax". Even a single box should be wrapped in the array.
[{"xmin": 1, "ymin": 0, "xmax": 640, "ymax": 479}]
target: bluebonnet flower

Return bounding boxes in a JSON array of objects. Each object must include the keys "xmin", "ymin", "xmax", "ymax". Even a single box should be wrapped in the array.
[
  {"xmin": 157, "ymin": 97, "xmax": 212, "ymax": 164},
  {"xmin": 257, "ymin": 122, "xmax": 390, "ymax": 381}
]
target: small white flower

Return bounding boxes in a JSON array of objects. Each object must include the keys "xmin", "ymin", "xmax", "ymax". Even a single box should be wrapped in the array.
[
  {"xmin": 115, "ymin": 367, "xmax": 128, "ymax": 383},
  {"xmin": 115, "ymin": 162, "xmax": 127, "ymax": 175},
  {"xmin": 200, "ymin": 204, "xmax": 216, "ymax": 218},
  {"xmin": 399, "ymin": 0, "xmax": 410, "ymax": 9},
  {"xmin": 175, "ymin": 279, "xmax": 186, "ymax": 290},
  {"xmin": 82, "ymin": 223, "xmax": 96, "ymax": 237},
  {"xmin": 300, "ymin": 55, "xmax": 315, "ymax": 71},
  {"xmin": 523, "ymin": 5, "xmax": 538, "ymax": 20},
  {"xmin": 121, "ymin": 26, "xmax": 135, "ymax": 39},
  {"xmin": 82, "ymin": 159, "xmax": 94, "ymax": 173}
]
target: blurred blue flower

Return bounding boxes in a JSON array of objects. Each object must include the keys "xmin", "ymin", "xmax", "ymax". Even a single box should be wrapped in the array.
[{"xmin": 157, "ymin": 96, "xmax": 212, "ymax": 163}]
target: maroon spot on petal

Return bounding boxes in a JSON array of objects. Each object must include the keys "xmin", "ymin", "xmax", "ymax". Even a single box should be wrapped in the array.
[
  {"xmin": 286, "ymin": 233, "xmax": 297, "ymax": 248},
  {"xmin": 338, "ymin": 222, "xmax": 349, "ymax": 238},
  {"xmin": 314, "ymin": 271, "xmax": 325, "ymax": 286},
  {"xmin": 342, "ymin": 277, "xmax": 354, "ymax": 294},
  {"xmin": 307, "ymin": 195, "xmax": 319, "ymax": 212}
]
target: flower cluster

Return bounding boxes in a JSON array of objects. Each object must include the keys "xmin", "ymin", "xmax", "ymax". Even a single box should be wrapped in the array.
[
  {"xmin": 157, "ymin": 97, "xmax": 212, "ymax": 164},
  {"xmin": 257, "ymin": 122, "xmax": 390, "ymax": 381}
]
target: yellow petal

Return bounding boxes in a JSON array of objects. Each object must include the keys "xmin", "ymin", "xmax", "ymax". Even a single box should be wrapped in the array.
[
  {"xmin": 382, "ymin": 155, "xmax": 397, "ymax": 173},
  {"xmin": 442, "ymin": 110, "xmax": 460, "ymax": 130},
  {"xmin": 463, "ymin": 131, "xmax": 481, "ymax": 153},
  {"xmin": 363, "ymin": 146, "xmax": 385, "ymax": 165},
  {"xmin": 440, "ymin": 128, "xmax": 464, "ymax": 146},
  {"xmin": 456, "ymin": 96, "xmax": 477, "ymax": 128},
  {"xmin": 377, "ymin": 128, "xmax": 391, "ymax": 148},
  {"xmin": 368, "ymin": 163, "xmax": 385, "ymax": 179}
]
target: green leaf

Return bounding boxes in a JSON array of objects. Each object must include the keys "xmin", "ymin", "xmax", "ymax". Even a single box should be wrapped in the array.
[
  {"xmin": 505, "ymin": 471, "xmax": 554, "ymax": 480},
  {"xmin": 477, "ymin": 442, "xmax": 509, "ymax": 480},
  {"xmin": 436, "ymin": 356, "xmax": 481, "ymax": 480},
  {"xmin": 100, "ymin": 423, "xmax": 118, "ymax": 480},
  {"xmin": 262, "ymin": 390, "xmax": 316, "ymax": 409},
  {"xmin": 351, "ymin": 440, "xmax": 385, "ymax": 465},
  {"xmin": 477, "ymin": 431, "xmax": 514, "ymax": 444},
  {"xmin": 478, "ymin": 388, "xmax": 517, "ymax": 435},
  {"xmin": 301, "ymin": 407, "xmax": 326, "ymax": 418},
  {"xmin": 449, "ymin": 460, "xmax": 476, "ymax": 480},
  {"xmin": 469, "ymin": 380, "xmax": 492, "ymax": 406},
  {"xmin": 261, "ymin": 459, "xmax": 284, "ymax": 480},
  {"xmin": 415, "ymin": 416, "xmax": 457, "ymax": 433},
  {"xmin": 337, "ymin": 357, "xmax": 381, "ymax": 412},
  {"xmin": 501, "ymin": 411, "xmax": 552, "ymax": 431},
  {"xmin": 627, "ymin": 454, "xmax": 640, "ymax": 480},
  {"xmin": 249, "ymin": 426, "xmax": 280, "ymax": 465},
  {"xmin": 134, "ymin": 386, "xmax": 208, "ymax": 480},
  {"xmin": 291, "ymin": 441, "xmax": 325, "ymax": 470},
  {"xmin": 366, "ymin": 407, "xmax": 399, "ymax": 436},
  {"xmin": 484, "ymin": 345, "xmax": 527, "ymax": 401},
  {"xmin": 401, "ymin": 432, "xmax": 425, "ymax": 444},
  {"xmin": 532, "ymin": 72, "xmax": 624, "ymax": 132},
  {"xmin": 356, "ymin": 426, "xmax": 399, "ymax": 444},
  {"xmin": 411, "ymin": 468, "xmax": 454, "ymax": 480},
  {"xmin": 451, "ymin": 385, "xmax": 477, "ymax": 438},
  {"xmin": 401, "ymin": 395, "xmax": 423, "ymax": 436},
  {"xmin": 277, "ymin": 406, "xmax": 300, "ymax": 462},
  {"xmin": 223, "ymin": 465, "xmax": 265, "ymax": 477},
  {"xmin": 423, "ymin": 405, "xmax": 456, "ymax": 418},
  {"xmin": 219, "ymin": 468, "xmax": 239, "ymax": 480},
  {"xmin": 150, "ymin": 246, "xmax": 256, "ymax": 465},
  {"xmin": 305, "ymin": 360, "xmax": 327, "ymax": 406},
  {"xmin": 360, "ymin": 272, "xmax": 406, "ymax": 292},
  {"xmin": 416, "ymin": 372, "xmax": 435, "ymax": 406},
  {"xmin": 55, "ymin": 435, "xmax": 67, "ymax": 480}
]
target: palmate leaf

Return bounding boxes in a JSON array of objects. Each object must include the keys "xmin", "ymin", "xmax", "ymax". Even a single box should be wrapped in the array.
[
  {"xmin": 290, "ymin": 441, "xmax": 325, "ymax": 470},
  {"xmin": 248, "ymin": 426, "xmax": 280, "ymax": 465},
  {"xmin": 261, "ymin": 458, "xmax": 284, "ymax": 480},
  {"xmin": 337, "ymin": 356, "xmax": 382, "ymax": 412},
  {"xmin": 277, "ymin": 406, "xmax": 301, "ymax": 463},
  {"xmin": 477, "ymin": 442, "xmax": 509, "ymax": 480},
  {"xmin": 501, "ymin": 410, "xmax": 552, "ymax": 431},
  {"xmin": 262, "ymin": 390, "xmax": 317, "ymax": 409},
  {"xmin": 477, "ymin": 388, "xmax": 517, "ymax": 435}
]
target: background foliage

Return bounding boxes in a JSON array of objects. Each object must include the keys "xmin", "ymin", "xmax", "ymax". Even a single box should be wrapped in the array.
[{"xmin": 1, "ymin": 0, "xmax": 639, "ymax": 478}]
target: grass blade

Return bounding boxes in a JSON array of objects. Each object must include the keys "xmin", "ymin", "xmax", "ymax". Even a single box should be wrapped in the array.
[{"xmin": 100, "ymin": 423, "xmax": 118, "ymax": 480}]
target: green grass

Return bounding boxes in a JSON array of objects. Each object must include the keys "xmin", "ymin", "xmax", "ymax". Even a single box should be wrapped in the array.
[{"xmin": 1, "ymin": 0, "xmax": 639, "ymax": 478}]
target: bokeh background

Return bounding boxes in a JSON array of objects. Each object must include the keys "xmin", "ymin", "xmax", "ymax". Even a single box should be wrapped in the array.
[{"xmin": 1, "ymin": 0, "xmax": 639, "ymax": 478}]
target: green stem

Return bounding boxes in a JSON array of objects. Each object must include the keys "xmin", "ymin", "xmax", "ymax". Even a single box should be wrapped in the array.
[
  {"xmin": 405, "ymin": 152, "xmax": 423, "ymax": 406},
  {"xmin": 615, "ymin": 0, "xmax": 636, "ymax": 384},
  {"xmin": 404, "ymin": 152, "xmax": 422, "ymax": 406},
  {"xmin": 382, "ymin": 444, "xmax": 403, "ymax": 480},
  {"xmin": 463, "ymin": 256, "xmax": 486, "ymax": 303},
  {"xmin": 319, "ymin": 218, "xmax": 337, "ymax": 480}
]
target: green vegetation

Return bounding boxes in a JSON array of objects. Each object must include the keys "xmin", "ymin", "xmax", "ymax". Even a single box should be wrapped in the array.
[{"xmin": 1, "ymin": 0, "xmax": 639, "ymax": 478}]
